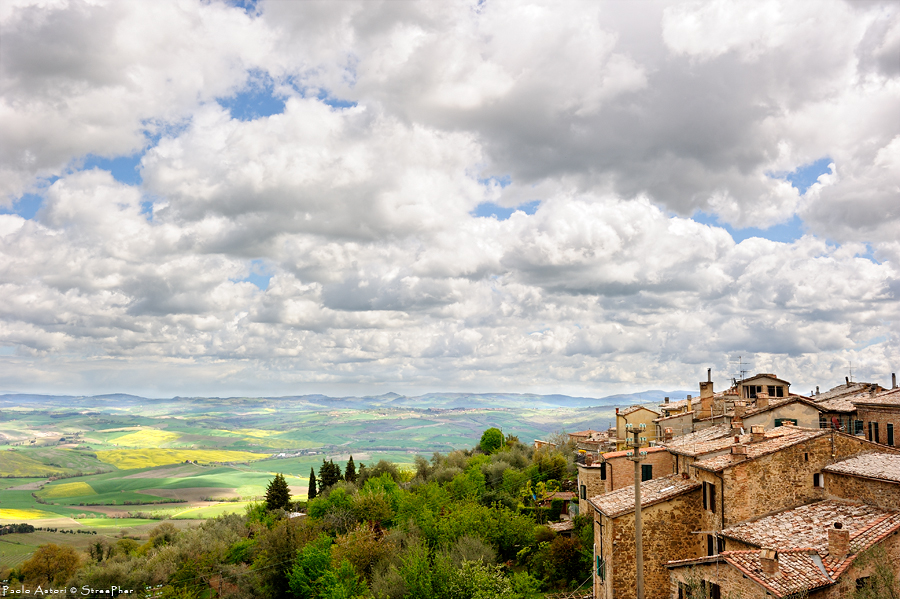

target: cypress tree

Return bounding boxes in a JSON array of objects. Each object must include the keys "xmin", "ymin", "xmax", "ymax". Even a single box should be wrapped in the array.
[
  {"xmin": 345, "ymin": 455, "xmax": 357, "ymax": 483},
  {"xmin": 265, "ymin": 473, "xmax": 291, "ymax": 511},
  {"xmin": 318, "ymin": 459, "xmax": 342, "ymax": 489},
  {"xmin": 308, "ymin": 467, "xmax": 317, "ymax": 500}
]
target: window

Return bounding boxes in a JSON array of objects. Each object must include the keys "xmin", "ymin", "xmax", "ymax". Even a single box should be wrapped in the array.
[
  {"xmin": 707, "ymin": 582, "xmax": 722, "ymax": 599},
  {"xmin": 641, "ymin": 464, "xmax": 653, "ymax": 482},
  {"xmin": 580, "ymin": 485, "xmax": 587, "ymax": 500},
  {"xmin": 855, "ymin": 420, "xmax": 864, "ymax": 435},
  {"xmin": 804, "ymin": 452, "xmax": 809, "ymax": 462},
  {"xmin": 596, "ymin": 556, "xmax": 605, "ymax": 580},
  {"xmin": 775, "ymin": 418, "xmax": 797, "ymax": 427},
  {"xmin": 888, "ymin": 424, "xmax": 894, "ymax": 447},
  {"xmin": 776, "ymin": 386, "xmax": 784, "ymax": 397},
  {"xmin": 874, "ymin": 422, "xmax": 880, "ymax": 444},
  {"xmin": 703, "ymin": 481, "xmax": 716, "ymax": 513},
  {"xmin": 600, "ymin": 462, "xmax": 607, "ymax": 480},
  {"xmin": 869, "ymin": 422, "xmax": 873, "ymax": 441},
  {"xmin": 707, "ymin": 534, "xmax": 714, "ymax": 556},
  {"xmin": 814, "ymin": 473, "xmax": 824, "ymax": 488}
]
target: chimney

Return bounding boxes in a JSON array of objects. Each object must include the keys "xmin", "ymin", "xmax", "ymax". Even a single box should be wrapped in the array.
[
  {"xmin": 756, "ymin": 392, "xmax": 769, "ymax": 409},
  {"xmin": 708, "ymin": 368, "xmax": 712, "ymax": 383},
  {"xmin": 615, "ymin": 407, "xmax": 619, "ymax": 414},
  {"xmin": 686, "ymin": 395, "xmax": 692, "ymax": 412},
  {"xmin": 751, "ymin": 425, "xmax": 765, "ymax": 443},
  {"xmin": 699, "ymin": 381, "xmax": 714, "ymax": 419},
  {"xmin": 664, "ymin": 397, "xmax": 669, "ymax": 404},
  {"xmin": 893, "ymin": 373, "xmax": 897, "ymax": 389},
  {"xmin": 846, "ymin": 376, "xmax": 850, "ymax": 387},
  {"xmin": 816, "ymin": 386, "xmax": 820, "ymax": 396},
  {"xmin": 731, "ymin": 439, "xmax": 747, "ymax": 460},
  {"xmin": 664, "ymin": 427, "xmax": 674, "ymax": 441},
  {"xmin": 585, "ymin": 454, "xmax": 593, "ymax": 466},
  {"xmin": 733, "ymin": 401, "xmax": 746, "ymax": 418},
  {"xmin": 870, "ymin": 384, "xmax": 878, "ymax": 397},
  {"xmin": 759, "ymin": 548, "xmax": 779, "ymax": 576},
  {"xmin": 828, "ymin": 522, "xmax": 849, "ymax": 559},
  {"xmin": 731, "ymin": 401, "xmax": 745, "ymax": 431}
]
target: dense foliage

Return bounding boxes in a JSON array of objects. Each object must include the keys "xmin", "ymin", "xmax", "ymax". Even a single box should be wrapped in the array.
[{"xmin": 2, "ymin": 430, "xmax": 590, "ymax": 598}]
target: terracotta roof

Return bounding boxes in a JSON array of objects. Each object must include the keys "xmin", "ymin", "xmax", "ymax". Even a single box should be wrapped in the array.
[
  {"xmin": 670, "ymin": 500, "xmax": 900, "ymax": 597},
  {"xmin": 812, "ymin": 382, "xmax": 875, "ymax": 402},
  {"xmin": 741, "ymin": 373, "xmax": 792, "ymax": 386},
  {"xmin": 570, "ymin": 429, "xmax": 604, "ymax": 437},
  {"xmin": 823, "ymin": 452, "xmax": 900, "ymax": 483},
  {"xmin": 854, "ymin": 387, "xmax": 900, "ymax": 407},
  {"xmin": 601, "ymin": 445, "xmax": 669, "ymax": 460},
  {"xmin": 588, "ymin": 474, "xmax": 700, "ymax": 518},
  {"xmin": 654, "ymin": 410, "xmax": 695, "ymax": 423},
  {"xmin": 659, "ymin": 397, "xmax": 691, "ymax": 411},
  {"xmin": 721, "ymin": 499, "xmax": 900, "ymax": 577},
  {"xmin": 620, "ymin": 405, "xmax": 659, "ymax": 416},
  {"xmin": 692, "ymin": 427, "xmax": 826, "ymax": 472},
  {"xmin": 662, "ymin": 423, "xmax": 733, "ymax": 456},
  {"xmin": 547, "ymin": 520, "xmax": 574, "ymax": 533},
  {"xmin": 545, "ymin": 491, "xmax": 576, "ymax": 501},
  {"xmin": 815, "ymin": 396, "xmax": 859, "ymax": 413}
]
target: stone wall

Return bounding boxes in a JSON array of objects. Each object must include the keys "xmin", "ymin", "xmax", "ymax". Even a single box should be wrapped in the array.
[
  {"xmin": 597, "ymin": 488, "xmax": 703, "ymax": 599},
  {"xmin": 744, "ymin": 401, "xmax": 821, "ymax": 429},
  {"xmin": 578, "ymin": 463, "xmax": 608, "ymax": 515},
  {"xmin": 824, "ymin": 471, "xmax": 900, "ymax": 511},
  {"xmin": 605, "ymin": 450, "xmax": 675, "ymax": 492},
  {"xmin": 669, "ymin": 561, "xmax": 767, "ymax": 599},
  {"xmin": 856, "ymin": 405, "xmax": 900, "ymax": 448}
]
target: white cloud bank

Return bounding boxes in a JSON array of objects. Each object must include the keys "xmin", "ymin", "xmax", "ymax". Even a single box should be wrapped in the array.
[{"xmin": 0, "ymin": 0, "xmax": 897, "ymax": 397}]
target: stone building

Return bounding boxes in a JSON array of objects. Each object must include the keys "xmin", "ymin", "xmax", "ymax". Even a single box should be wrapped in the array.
[
  {"xmin": 823, "ymin": 451, "xmax": 900, "ymax": 510},
  {"xmin": 667, "ymin": 498, "xmax": 900, "ymax": 598},
  {"xmin": 590, "ymin": 474, "xmax": 702, "ymax": 599},
  {"xmin": 576, "ymin": 446, "xmax": 673, "ymax": 514},
  {"xmin": 586, "ymin": 425, "xmax": 900, "ymax": 599},
  {"xmin": 853, "ymin": 387, "xmax": 900, "ymax": 447}
]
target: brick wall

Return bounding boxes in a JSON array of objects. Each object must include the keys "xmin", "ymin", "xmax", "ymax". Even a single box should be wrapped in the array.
[
  {"xmin": 824, "ymin": 472, "xmax": 900, "ymax": 511},
  {"xmin": 596, "ymin": 488, "xmax": 703, "ymax": 599}
]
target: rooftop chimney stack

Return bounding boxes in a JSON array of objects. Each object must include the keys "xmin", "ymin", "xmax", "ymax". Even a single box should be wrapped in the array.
[
  {"xmin": 708, "ymin": 368, "xmax": 711, "ymax": 383},
  {"xmin": 686, "ymin": 395, "xmax": 693, "ymax": 413},
  {"xmin": 816, "ymin": 386, "xmax": 820, "ymax": 396},
  {"xmin": 870, "ymin": 384, "xmax": 878, "ymax": 397},
  {"xmin": 731, "ymin": 438, "xmax": 747, "ymax": 460},
  {"xmin": 756, "ymin": 392, "xmax": 769, "ymax": 409},
  {"xmin": 893, "ymin": 373, "xmax": 897, "ymax": 389},
  {"xmin": 699, "ymin": 381, "xmax": 714, "ymax": 419},
  {"xmin": 664, "ymin": 397, "xmax": 669, "ymax": 404},
  {"xmin": 615, "ymin": 407, "xmax": 619, "ymax": 414},
  {"xmin": 828, "ymin": 522, "xmax": 849, "ymax": 559},
  {"xmin": 759, "ymin": 549, "xmax": 779, "ymax": 576},
  {"xmin": 751, "ymin": 425, "xmax": 765, "ymax": 443},
  {"xmin": 846, "ymin": 376, "xmax": 850, "ymax": 387},
  {"xmin": 664, "ymin": 427, "xmax": 674, "ymax": 442}
]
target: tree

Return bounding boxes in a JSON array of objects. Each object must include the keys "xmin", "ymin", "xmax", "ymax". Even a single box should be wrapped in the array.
[
  {"xmin": 20, "ymin": 543, "xmax": 81, "ymax": 586},
  {"xmin": 308, "ymin": 467, "xmax": 318, "ymax": 500},
  {"xmin": 266, "ymin": 473, "xmax": 292, "ymax": 511},
  {"xmin": 319, "ymin": 459, "xmax": 342, "ymax": 490},
  {"xmin": 345, "ymin": 455, "xmax": 357, "ymax": 483},
  {"xmin": 479, "ymin": 428, "xmax": 505, "ymax": 454}
]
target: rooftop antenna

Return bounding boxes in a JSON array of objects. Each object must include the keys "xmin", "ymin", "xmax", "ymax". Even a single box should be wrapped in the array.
[
  {"xmin": 732, "ymin": 355, "xmax": 749, "ymax": 383},
  {"xmin": 848, "ymin": 362, "xmax": 854, "ymax": 384}
]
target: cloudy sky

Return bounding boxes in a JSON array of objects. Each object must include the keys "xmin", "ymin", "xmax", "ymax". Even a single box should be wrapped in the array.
[{"xmin": 1, "ymin": 0, "xmax": 898, "ymax": 399}]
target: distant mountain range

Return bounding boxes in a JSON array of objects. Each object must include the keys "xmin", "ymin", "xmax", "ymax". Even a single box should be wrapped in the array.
[{"xmin": 0, "ymin": 389, "xmax": 694, "ymax": 412}]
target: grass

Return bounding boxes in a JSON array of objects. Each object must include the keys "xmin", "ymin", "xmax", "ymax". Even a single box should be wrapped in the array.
[
  {"xmin": 169, "ymin": 502, "xmax": 251, "ymax": 520},
  {"xmin": 94, "ymin": 449, "xmax": 268, "ymax": 470},
  {"xmin": 39, "ymin": 481, "xmax": 96, "ymax": 499},
  {"xmin": 109, "ymin": 430, "xmax": 180, "ymax": 447}
]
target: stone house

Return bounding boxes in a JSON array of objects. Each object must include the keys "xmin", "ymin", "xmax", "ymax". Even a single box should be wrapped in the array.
[
  {"xmin": 590, "ymin": 474, "xmax": 703, "ymax": 599},
  {"xmin": 667, "ymin": 498, "xmax": 900, "ymax": 598},
  {"xmin": 853, "ymin": 387, "xmax": 900, "ymax": 448},
  {"xmin": 737, "ymin": 373, "xmax": 791, "ymax": 400},
  {"xmin": 577, "ymin": 446, "xmax": 673, "ymax": 515},
  {"xmin": 823, "ymin": 451, "xmax": 900, "ymax": 510},
  {"xmin": 587, "ymin": 425, "xmax": 900, "ymax": 599}
]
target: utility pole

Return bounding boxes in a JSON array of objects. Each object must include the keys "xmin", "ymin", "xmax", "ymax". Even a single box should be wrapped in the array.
[{"xmin": 626, "ymin": 423, "xmax": 648, "ymax": 599}]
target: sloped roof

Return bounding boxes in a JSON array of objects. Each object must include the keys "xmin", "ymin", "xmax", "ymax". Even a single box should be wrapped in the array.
[
  {"xmin": 670, "ymin": 499, "xmax": 900, "ymax": 598},
  {"xmin": 601, "ymin": 446, "xmax": 669, "ymax": 460},
  {"xmin": 853, "ymin": 386, "xmax": 900, "ymax": 407},
  {"xmin": 620, "ymin": 405, "xmax": 659, "ymax": 416},
  {"xmin": 570, "ymin": 429, "xmax": 605, "ymax": 437},
  {"xmin": 662, "ymin": 423, "xmax": 733, "ymax": 456},
  {"xmin": 815, "ymin": 396, "xmax": 859, "ymax": 413},
  {"xmin": 588, "ymin": 474, "xmax": 700, "ymax": 518},
  {"xmin": 742, "ymin": 373, "xmax": 791, "ymax": 386},
  {"xmin": 823, "ymin": 452, "xmax": 900, "ymax": 483},
  {"xmin": 812, "ymin": 382, "xmax": 874, "ymax": 402},
  {"xmin": 692, "ymin": 427, "xmax": 826, "ymax": 472},
  {"xmin": 741, "ymin": 396, "xmax": 824, "ymax": 418}
]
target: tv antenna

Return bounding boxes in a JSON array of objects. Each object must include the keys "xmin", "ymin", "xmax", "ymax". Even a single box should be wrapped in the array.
[
  {"xmin": 732, "ymin": 355, "xmax": 749, "ymax": 383},
  {"xmin": 848, "ymin": 362, "xmax": 854, "ymax": 383}
]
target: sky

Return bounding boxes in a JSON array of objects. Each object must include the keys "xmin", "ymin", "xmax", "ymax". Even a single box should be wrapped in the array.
[{"xmin": 0, "ymin": 0, "xmax": 898, "ymax": 399}]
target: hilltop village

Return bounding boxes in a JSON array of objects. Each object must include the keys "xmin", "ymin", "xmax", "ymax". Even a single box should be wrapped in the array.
[{"xmin": 566, "ymin": 371, "xmax": 900, "ymax": 599}]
